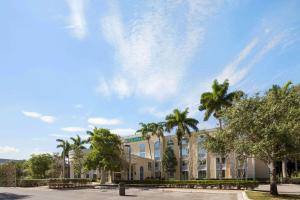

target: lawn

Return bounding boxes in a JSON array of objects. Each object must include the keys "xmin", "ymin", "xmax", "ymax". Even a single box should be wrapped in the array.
[{"xmin": 246, "ymin": 191, "xmax": 300, "ymax": 200}]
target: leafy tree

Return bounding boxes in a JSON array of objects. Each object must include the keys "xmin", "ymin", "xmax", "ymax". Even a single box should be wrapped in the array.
[
  {"xmin": 28, "ymin": 154, "xmax": 53, "ymax": 178},
  {"xmin": 199, "ymin": 79, "xmax": 243, "ymax": 129},
  {"xmin": 149, "ymin": 122, "xmax": 165, "ymax": 178},
  {"xmin": 48, "ymin": 153, "xmax": 63, "ymax": 178},
  {"xmin": 165, "ymin": 108, "xmax": 198, "ymax": 180},
  {"xmin": 162, "ymin": 146, "xmax": 177, "ymax": 179},
  {"xmin": 56, "ymin": 139, "xmax": 71, "ymax": 178},
  {"xmin": 207, "ymin": 82, "xmax": 300, "ymax": 195},
  {"xmin": 136, "ymin": 123, "xmax": 153, "ymax": 159},
  {"xmin": 84, "ymin": 128, "xmax": 123, "ymax": 184}
]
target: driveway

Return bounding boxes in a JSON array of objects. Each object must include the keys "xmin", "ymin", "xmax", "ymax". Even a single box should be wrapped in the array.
[{"xmin": 0, "ymin": 187, "xmax": 239, "ymax": 200}]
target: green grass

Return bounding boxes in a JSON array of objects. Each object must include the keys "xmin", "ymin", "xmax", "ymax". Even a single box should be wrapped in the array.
[{"xmin": 246, "ymin": 191, "xmax": 300, "ymax": 200}]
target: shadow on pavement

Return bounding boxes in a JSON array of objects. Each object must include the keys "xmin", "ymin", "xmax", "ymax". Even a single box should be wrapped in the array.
[{"xmin": 0, "ymin": 193, "xmax": 31, "ymax": 200}]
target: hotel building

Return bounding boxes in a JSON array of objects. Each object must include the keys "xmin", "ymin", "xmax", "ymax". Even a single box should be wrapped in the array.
[{"xmin": 70, "ymin": 128, "xmax": 271, "ymax": 181}]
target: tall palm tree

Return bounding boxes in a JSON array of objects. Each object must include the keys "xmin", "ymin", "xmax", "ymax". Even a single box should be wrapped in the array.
[
  {"xmin": 56, "ymin": 139, "xmax": 70, "ymax": 178},
  {"xmin": 165, "ymin": 108, "xmax": 199, "ymax": 180},
  {"xmin": 199, "ymin": 79, "xmax": 244, "ymax": 129},
  {"xmin": 86, "ymin": 129, "xmax": 96, "ymax": 149},
  {"xmin": 64, "ymin": 141, "xmax": 71, "ymax": 178},
  {"xmin": 149, "ymin": 122, "xmax": 165, "ymax": 178},
  {"xmin": 136, "ymin": 123, "xmax": 153, "ymax": 159},
  {"xmin": 70, "ymin": 135, "xmax": 87, "ymax": 150}
]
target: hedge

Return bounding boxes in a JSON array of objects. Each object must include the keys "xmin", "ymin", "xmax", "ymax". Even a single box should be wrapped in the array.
[
  {"xmin": 16, "ymin": 178, "xmax": 92, "ymax": 188},
  {"xmin": 48, "ymin": 178, "xmax": 92, "ymax": 189},
  {"xmin": 17, "ymin": 179, "xmax": 49, "ymax": 187},
  {"xmin": 290, "ymin": 177, "xmax": 300, "ymax": 184},
  {"xmin": 114, "ymin": 180, "xmax": 259, "ymax": 190}
]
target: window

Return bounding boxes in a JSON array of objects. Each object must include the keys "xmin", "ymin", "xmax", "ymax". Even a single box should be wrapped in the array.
[
  {"xmin": 182, "ymin": 160, "xmax": 188, "ymax": 171},
  {"xmin": 216, "ymin": 170, "xmax": 225, "ymax": 179},
  {"xmin": 154, "ymin": 141, "xmax": 160, "ymax": 161},
  {"xmin": 155, "ymin": 162, "xmax": 160, "ymax": 172},
  {"xmin": 198, "ymin": 170, "xmax": 206, "ymax": 179},
  {"xmin": 182, "ymin": 147, "xmax": 189, "ymax": 158},
  {"xmin": 198, "ymin": 159, "xmax": 206, "ymax": 166},
  {"xmin": 139, "ymin": 144, "xmax": 146, "ymax": 158},
  {"xmin": 182, "ymin": 138, "xmax": 189, "ymax": 145},
  {"xmin": 148, "ymin": 162, "xmax": 152, "ymax": 171}
]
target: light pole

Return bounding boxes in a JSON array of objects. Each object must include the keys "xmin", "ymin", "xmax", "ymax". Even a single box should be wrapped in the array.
[{"xmin": 125, "ymin": 145, "xmax": 131, "ymax": 181}]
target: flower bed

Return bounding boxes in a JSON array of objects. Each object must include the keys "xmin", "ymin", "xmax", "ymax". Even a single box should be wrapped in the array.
[{"xmin": 48, "ymin": 178, "xmax": 92, "ymax": 189}]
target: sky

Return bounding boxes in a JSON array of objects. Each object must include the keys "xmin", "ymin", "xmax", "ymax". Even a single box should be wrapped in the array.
[{"xmin": 0, "ymin": 0, "xmax": 300, "ymax": 160}]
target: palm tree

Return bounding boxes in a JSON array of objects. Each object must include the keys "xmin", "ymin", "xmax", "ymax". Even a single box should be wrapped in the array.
[
  {"xmin": 86, "ymin": 129, "xmax": 96, "ymax": 149},
  {"xmin": 199, "ymin": 79, "xmax": 244, "ymax": 129},
  {"xmin": 56, "ymin": 139, "xmax": 70, "ymax": 178},
  {"xmin": 148, "ymin": 122, "xmax": 165, "ymax": 178},
  {"xmin": 136, "ymin": 123, "xmax": 153, "ymax": 159},
  {"xmin": 64, "ymin": 141, "xmax": 71, "ymax": 178},
  {"xmin": 70, "ymin": 135, "xmax": 87, "ymax": 150},
  {"xmin": 165, "ymin": 108, "xmax": 199, "ymax": 180}
]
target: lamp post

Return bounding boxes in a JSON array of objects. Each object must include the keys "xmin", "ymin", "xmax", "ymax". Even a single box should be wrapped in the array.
[{"xmin": 125, "ymin": 145, "xmax": 131, "ymax": 181}]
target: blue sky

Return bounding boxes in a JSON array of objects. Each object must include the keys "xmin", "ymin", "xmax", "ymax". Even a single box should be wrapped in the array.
[{"xmin": 0, "ymin": 0, "xmax": 300, "ymax": 159}]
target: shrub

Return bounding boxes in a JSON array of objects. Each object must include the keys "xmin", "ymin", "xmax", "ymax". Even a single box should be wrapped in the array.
[{"xmin": 17, "ymin": 179, "xmax": 49, "ymax": 187}]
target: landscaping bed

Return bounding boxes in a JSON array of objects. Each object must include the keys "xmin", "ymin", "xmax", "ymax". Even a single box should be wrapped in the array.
[{"xmin": 114, "ymin": 179, "xmax": 259, "ymax": 190}]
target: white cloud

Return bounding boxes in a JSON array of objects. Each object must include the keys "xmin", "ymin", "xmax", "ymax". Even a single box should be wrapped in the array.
[
  {"xmin": 74, "ymin": 104, "xmax": 83, "ymax": 109},
  {"xmin": 65, "ymin": 0, "xmax": 87, "ymax": 39},
  {"xmin": 88, "ymin": 117, "xmax": 121, "ymax": 126},
  {"xmin": 61, "ymin": 127, "xmax": 85, "ymax": 132},
  {"xmin": 110, "ymin": 128, "xmax": 136, "ymax": 137},
  {"xmin": 22, "ymin": 111, "xmax": 56, "ymax": 124},
  {"xmin": 98, "ymin": 1, "xmax": 222, "ymax": 101},
  {"xmin": 40, "ymin": 116, "xmax": 56, "ymax": 123},
  {"xmin": 0, "ymin": 146, "xmax": 19, "ymax": 153}
]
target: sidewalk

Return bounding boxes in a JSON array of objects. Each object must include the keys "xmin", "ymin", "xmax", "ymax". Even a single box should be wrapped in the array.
[{"xmin": 254, "ymin": 184, "xmax": 300, "ymax": 195}]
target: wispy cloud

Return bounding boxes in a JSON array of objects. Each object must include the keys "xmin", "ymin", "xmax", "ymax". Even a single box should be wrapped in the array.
[
  {"xmin": 49, "ymin": 133, "xmax": 70, "ymax": 138},
  {"xmin": 61, "ymin": 127, "xmax": 85, "ymax": 132},
  {"xmin": 98, "ymin": 0, "xmax": 222, "ymax": 100},
  {"xmin": 65, "ymin": 0, "xmax": 87, "ymax": 39},
  {"xmin": 22, "ymin": 111, "xmax": 56, "ymax": 124},
  {"xmin": 0, "ymin": 146, "xmax": 19, "ymax": 153},
  {"xmin": 216, "ymin": 38, "xmax": 259, "ymax": 85},
  {"xmin": 88, "ymin": 117, "xmax": 121, "ymax": 126},
  {"xmin": 139, "ymin": 106, "xmax": 171, "ymax": 119}
]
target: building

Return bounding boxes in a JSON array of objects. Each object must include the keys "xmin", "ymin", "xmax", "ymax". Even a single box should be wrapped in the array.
[{"xmin": 70, "ymin": 128, "xmax": 272, "ymax": 181}]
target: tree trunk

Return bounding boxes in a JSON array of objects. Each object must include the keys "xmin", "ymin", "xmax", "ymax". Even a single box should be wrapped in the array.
[
  {"xmin": 218, "ymin": 118, "xmax": 223, "ymax": 130},
  {"xmin": 100, "ymin": 168, "xmax": 106, "ymax": 184},
  {"xmin": 67, "ymin": 156, "xmax": 70, "ymax": 178},
  {"xmin": 62, "ymin": 152, "xmax": 65, "ymax": 178},
  {"xmin": 159, "ymin": 137, "xmax": 162, "ymax": 179},
  {"xmin": 179, "ymin": 141, "xmax": 182, "ymax": 180},
  {"xmin": 282, "ymin": 158, "xmax": 287, "ymax": 183},
  {"xmin": 295, "ymin": 159, "xmax": 298, "ymax": 176},
  {"xmin": 147, "ymin": 139, "xmax": 154, "ymax": 178},
  {"xmin": 269, "ymin": 161, "xmax": 278, "ymax": 196}
]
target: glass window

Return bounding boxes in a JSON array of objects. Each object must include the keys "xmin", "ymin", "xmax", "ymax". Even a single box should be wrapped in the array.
[
  {"xmin": 155, "ymin": 162, "xmax": 160, "ymax": 172},
  {"xmin": 182, "ymin": 147, "xmax": 189, "ymax": 157},
  {"xmin": 182, "ymin": 138, "xmax": 189, "ymax": 145},
  {"xmin": 198, "ymin": 170, "xmax": 206, "ymax": 179},
  {"xmin": 139, "ymin": 144, "xmax": 146, "ymax": 158},
  {"xmin": 216, "ymin": 170, "xmax": 225, "ymax": 179},
  {"xmin": 148, "ymin": 162, "xmax": 152, "ymax": 171},
  {"xmin": 182, "ymin": 160, "xmax": 188, "ymax": 171},
  {"xmin": 154, "ymin": 141, "xmax": 160, "ymax": 161}
]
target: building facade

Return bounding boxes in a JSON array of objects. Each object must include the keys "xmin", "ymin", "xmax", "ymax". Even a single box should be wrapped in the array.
[
  {"xmin": 70, "ymin": 128, "xmax": 271, "ymax": 181},
  {"xmin": 122, "ymin": 128, "xmax": 270, "ymax": 181}
]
